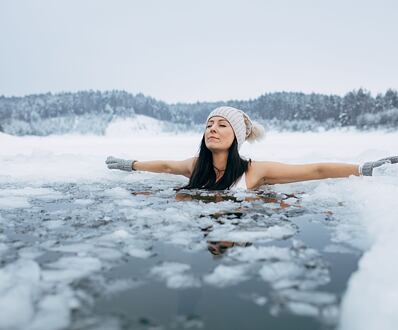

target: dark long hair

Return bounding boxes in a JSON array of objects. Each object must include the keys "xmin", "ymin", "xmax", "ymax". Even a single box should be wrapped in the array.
[{"xmin": 178, "ymin": 135, "xmax": 251, "ymax": 190}]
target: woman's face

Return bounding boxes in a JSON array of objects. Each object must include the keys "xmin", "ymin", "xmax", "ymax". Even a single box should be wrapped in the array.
[{"xmin": 205, "ymin": 116, "xmax": 235, "ymax": 151}]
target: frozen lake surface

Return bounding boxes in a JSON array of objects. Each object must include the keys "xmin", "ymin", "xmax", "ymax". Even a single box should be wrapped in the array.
[{"xmin": 1, "ymin": 128, "xmax": 398, "ymax": 330}]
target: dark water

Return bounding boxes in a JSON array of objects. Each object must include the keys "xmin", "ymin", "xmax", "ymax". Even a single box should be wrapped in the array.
[
  {"xmin": 92, "ymin": 223, "xmax": 359, "ymax": 330},
  {"xmin": 0, "ymin": 181, "xmax": 361, "ymax": 330}
]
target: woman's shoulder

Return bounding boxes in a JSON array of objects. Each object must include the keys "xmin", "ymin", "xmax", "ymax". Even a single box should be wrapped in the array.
[
  {"xmin": 247, "ymin": 159, "xmax": 267, "ymax": 171},
  {"xmin": 246, "ymin": 160, "xmax": 270, "ymax": 188},
  {"xmin": 187, "ymin": 156, "xmax": 199, "ymax": 176},
  {"xmin": 248, "ymin": 159, "xmax": 274, "ymax": 170}
]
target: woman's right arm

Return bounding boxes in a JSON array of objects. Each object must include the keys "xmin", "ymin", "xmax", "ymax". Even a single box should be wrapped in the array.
[{"xmin": 133, "ymin": 157, "xmax": 197, "ymax": 178}]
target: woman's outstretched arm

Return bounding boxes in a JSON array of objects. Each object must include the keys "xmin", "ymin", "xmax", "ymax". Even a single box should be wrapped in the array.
[
  {"xmin": 133, "ymin": 157, "xmax": 196, "ymax": 178},
  {"xmin": 106, "ymin": 156, "xmax": 196, "ymax": 178},
  {"xmin": 317, "ymin": 162, "xmax": 360, "ymax": 179},
  {"xmin": 252, "ymin": 161, "xmax": 360, "ymax": 185}
]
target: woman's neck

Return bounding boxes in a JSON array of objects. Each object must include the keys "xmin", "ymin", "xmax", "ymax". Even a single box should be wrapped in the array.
[{"xmin": 212, "ymin": 151, "xmax": 228, "ymax": 172}]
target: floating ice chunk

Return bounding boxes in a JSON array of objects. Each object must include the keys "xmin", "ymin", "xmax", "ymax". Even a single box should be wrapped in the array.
[
  {"xmin": 52, "ymin": 243, "xmax": 93, "ymax": 254},
  {"xmin": 301, "ymin": 182, "xmax": 346, "ymax": 208},
  {"xmin": 102, "ymin": 187, "xmax": 131, "ymax": 198},
  {"xmin": 323, "ymin": 244, "xmax": 356, "ymax": 254},
  {"xmin": 130, "ymin": 207, "xmax": 165, "ymax": 222},
  {"xmin": 233, "ymin": 190, "xmax": 257, "ymax": 200},
  {"xmin": 42, "ymin": 256, "xmax": 102, "ymax": 283},
  {"xmin": 283, "ymin": 197, "xmax": 299, "ymax": 204},
  {"xmin": 204, "ymin": 264, "xmax": 251, "ymax": 287},
  {"xmin": 0, "ymin": 187, "xmax": 63, "ymax": 199},
  {"xmin": 29, "ymin": 293, "xmax": 72, "ymax": 330},
  {"xmin": 0, "ymin": 187, "xmax": 65, "ymax": 209},
  {"xmin": 265, "ymin": 225, "xmax": 297, "ymax": 239},
  {"xmin": 18, "ymin": 247, "xmax": 43, "ymax": 260},
  {"xmin": 280, "ymin": 289, "xmax": 336, "ymax": 305},
  {"xmin": 0, "ymin": 259, "xmax": 41, "ymax": 329},
  {"xmin": 99, "ymin": 229, "xmax": 132, "ymax": 242},
  {"xmin": 113, "ymin": 229, "xmax": 132, "ymax": 239},
  {"xmin": 150, "ymin": 262, "xmax": 200, "ymax": 289},
  {"xmin": 259, "ymin": 262, "xmax": 303, "ymax": 285},
  {"xmin": 0, "ymin": 259, "xmax": 41, "ymax": 290},
  {"xmin": 240, "ymin": 293, "xmax": 268, "ymax": 306},
  {"xmin": 45, "ymin": 220, "xmax": 64, "ymax": 229},
  {"xmin": 171, "ymin": 315, "xmax": 204, "ymax": 329},
  {"xmin": 126, "ymin": 246, "xmax": 153, "ymax": 259},
  {"xmin": 93, "ymin": 247, "xmax": 124, "ymax": 261},
  {"xmin": 114, "ymin": 199, "xmax": 136, "ymax": 207},
  {"xmin": 254, "ymin": 296, "xmax": 268, "ymax": 306},
  {"xmin": 207, "ymin": 225, "xmax": 296, "ymax": 242},
  {"xmin": 103, "ymin": 278, "xmax": 143, "ymax": 295},
  {"xmin": 0, "ymin": 284, "xmax": 36, "ymax": 329},
  {"xmin": 73, "ymin": 199, "xmax": 94, "ymax": 205},
  {"xmin": 167, "ymin": 231, "xmax": 202, "ymax": 247},
  {"xmin": 0, "ymin": 196, "xmax": 30, "ymax": 209},
  {"xmin": 286, "ymin": 301, "xmax": 319, "ymax": 317},
  {"xmin": 227, "ymin": 245, "xmax": 291, "ymax": 263}
]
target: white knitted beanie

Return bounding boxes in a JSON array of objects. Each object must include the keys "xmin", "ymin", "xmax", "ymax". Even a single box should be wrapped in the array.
[{"xmin": 206, "ymin": 106, "xmax": 265, "ymax": 150}]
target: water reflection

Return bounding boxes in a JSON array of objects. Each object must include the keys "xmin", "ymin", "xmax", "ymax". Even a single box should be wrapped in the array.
[{"xmin": 207, "ymin": 240, "xmax": 252, "ymax": 256}]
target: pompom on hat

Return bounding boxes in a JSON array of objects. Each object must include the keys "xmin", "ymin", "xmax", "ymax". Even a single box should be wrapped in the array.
[{"xmin": 206, "ymin": 106, "xmax": 265, "ymax": 150}]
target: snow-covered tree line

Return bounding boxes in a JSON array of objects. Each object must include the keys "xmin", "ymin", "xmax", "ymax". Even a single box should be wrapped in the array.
[{"xmin": 0, "ymin": 88, "xmax": 397, "ymax": 135}]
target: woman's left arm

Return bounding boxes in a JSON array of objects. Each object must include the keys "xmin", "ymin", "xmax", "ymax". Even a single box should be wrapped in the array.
[
  {"xmin": 252, "ymin": 161, "xmax": 360, "ymax": 185},
  {"xmin": 253, "ymin": 156, "xmax": 397, "ymax": 185}
]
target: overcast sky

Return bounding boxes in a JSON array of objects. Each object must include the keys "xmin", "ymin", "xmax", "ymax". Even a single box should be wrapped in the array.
[{"xmin": 1, "ymin": 0, "xmax": 397, "ymax": 103}]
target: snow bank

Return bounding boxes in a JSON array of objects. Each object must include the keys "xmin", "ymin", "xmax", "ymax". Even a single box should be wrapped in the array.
[{"xmin": 335, "ymin": 177, "xmax": 398, "ymax": 330}]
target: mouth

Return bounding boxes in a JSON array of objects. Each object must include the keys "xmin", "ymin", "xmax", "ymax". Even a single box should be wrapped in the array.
[{"xmin": 207, "ymin": 137, "xmax": 219, "ymax": 141}]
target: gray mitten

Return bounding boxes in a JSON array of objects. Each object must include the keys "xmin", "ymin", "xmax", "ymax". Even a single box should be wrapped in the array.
[
  {"xmin": 360, "ymin": 156, "xmax": 398, "ymax": 176},
  {"xmin": 105, "ymin": 156, "xmax": 136, "ymax": 172}
]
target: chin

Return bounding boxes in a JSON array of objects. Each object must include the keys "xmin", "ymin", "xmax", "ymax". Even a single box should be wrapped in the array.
[
  {"xmin": 206, "ymin": 144, "xmax": 217, "ymax": 151},
  {"xmin": 207, "ymin": 145, "xmax": 227, "ymax": 152}
]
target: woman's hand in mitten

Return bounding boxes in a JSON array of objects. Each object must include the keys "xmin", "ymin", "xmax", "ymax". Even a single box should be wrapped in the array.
[{"xmin": 105, "ymin": 156, "xmax": 136, "ymax": 172}]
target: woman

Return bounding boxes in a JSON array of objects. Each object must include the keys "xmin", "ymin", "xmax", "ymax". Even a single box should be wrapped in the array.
[{"xmin": 105, "ymin": 106, "xmax": 397, "ymax": 190}]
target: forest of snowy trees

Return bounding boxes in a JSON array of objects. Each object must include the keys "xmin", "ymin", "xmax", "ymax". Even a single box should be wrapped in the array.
[{"xmin": 0, "ymin": 88, "xmax": 397, "ymax": 135}]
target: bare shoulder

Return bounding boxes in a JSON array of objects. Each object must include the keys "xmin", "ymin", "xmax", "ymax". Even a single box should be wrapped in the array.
[
  {"xmin": 246, "ymin": 160, "xmax": 273, "ymax": 187},
  {"xmin": 250, "ymin": 160, "xmax": 277, "ymax": 172},
  {"xmin": 248, "ymin": 160, "xmax": 295, "ymax": 186},
  {"xmin": 183, "ymin": 156, "xmax": 198, "ymax": 177},
  {"xmin": 188, "ymin": 156, "xmax": 198, "ymax": 170}
]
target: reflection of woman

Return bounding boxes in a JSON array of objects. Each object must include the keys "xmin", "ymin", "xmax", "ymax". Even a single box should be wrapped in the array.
[
  {"xmin": 207, "ymin": 241, "xmax": 252, "ymax": 256},
  {"xmin": 106, "ymin": 106, "xmax": 397, "ymax": 190}
]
